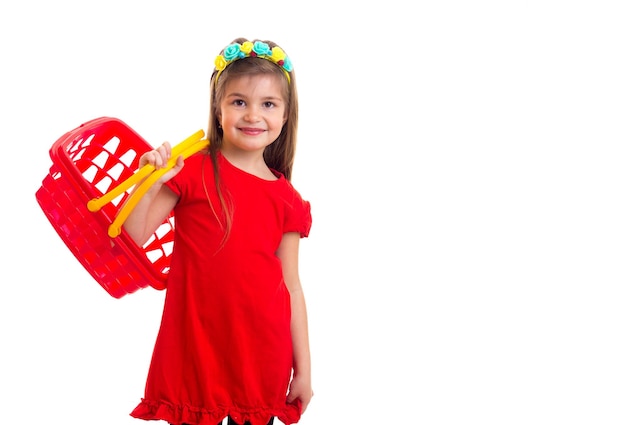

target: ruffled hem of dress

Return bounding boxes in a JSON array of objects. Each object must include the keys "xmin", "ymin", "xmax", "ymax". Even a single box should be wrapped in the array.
[{"xmin": 130, "ymin": 398, "xmax": 302, "ymax": 425}]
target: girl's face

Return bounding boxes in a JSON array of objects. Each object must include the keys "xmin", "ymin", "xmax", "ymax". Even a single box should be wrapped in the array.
[{"xmin": 218, "ymin": 73, "xmax": 287, "ymax": 154}]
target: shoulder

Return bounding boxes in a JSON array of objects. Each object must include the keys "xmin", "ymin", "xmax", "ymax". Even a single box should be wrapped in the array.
[
  {"xmin": 167, "ymin": 151, "xmax": 210, "ymax": 194},
  {"xmin": 275, "ymin": 176, "xmax": 307, "ymax": 203},
  {"xmin": 179, "ymin": 151, "xmax": 211, "ymax": 177}
]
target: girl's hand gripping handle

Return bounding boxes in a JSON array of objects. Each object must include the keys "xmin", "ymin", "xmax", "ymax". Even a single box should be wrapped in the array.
[
  {"xmin": 87, "ymin": 130, "xmax": 206, "ymax": 213},
  {"xmin": 107, "ymin": 136, "xmax": 209, "ymax": 237},
  {"xmin": 86, "ymin": 130, "xmax": 209, "ymax": 238}
]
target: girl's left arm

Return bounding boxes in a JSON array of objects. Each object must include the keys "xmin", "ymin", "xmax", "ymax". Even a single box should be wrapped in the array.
[{"xmin": 276, "ymin": 232, "xmax": 314, "ymax": 414}]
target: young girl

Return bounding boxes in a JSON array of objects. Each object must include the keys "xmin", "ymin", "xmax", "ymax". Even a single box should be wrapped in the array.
[{"xmin": 124, "ymin": 38, "xmax": 313, "ymax": 425}]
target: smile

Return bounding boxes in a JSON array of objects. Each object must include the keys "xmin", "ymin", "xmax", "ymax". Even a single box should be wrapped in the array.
[{"xmin": 239, "ymin": 127, "xmax": 266, "ymax": 135}]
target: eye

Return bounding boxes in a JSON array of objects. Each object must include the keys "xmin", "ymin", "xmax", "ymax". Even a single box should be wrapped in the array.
[
  {"xmin": 262, "ymin": 101, "xmax": 275, "ymax": 109},
  {"xmin": 232, "ymin": 99, "xmax": 246, "ymax": 107}
]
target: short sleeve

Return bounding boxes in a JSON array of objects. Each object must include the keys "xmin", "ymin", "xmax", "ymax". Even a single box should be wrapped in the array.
[{"xmin": 284, "ymin": 190, "xmax": 312, "ymax": 238}]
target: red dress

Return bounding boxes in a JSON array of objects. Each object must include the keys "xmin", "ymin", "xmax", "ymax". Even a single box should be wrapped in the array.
[{"xmin": 130, "ymin": 151, "xmax": 312, "ymax": 425}]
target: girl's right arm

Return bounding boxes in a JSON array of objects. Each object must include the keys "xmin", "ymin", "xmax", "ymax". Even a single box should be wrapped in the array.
[{"xmin": 123, "ymin": 142, "xmax": 184, "ymax": 246}]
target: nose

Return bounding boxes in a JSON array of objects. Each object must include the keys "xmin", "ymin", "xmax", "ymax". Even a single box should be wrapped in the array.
[{"xmin": 244, "ymin": 105, "xmax": 261, "ymax": 122}]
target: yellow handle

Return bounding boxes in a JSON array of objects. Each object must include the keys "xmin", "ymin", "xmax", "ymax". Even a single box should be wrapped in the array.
[
  {"xmin": 107, "ymin": 136, "xmax": 210, "ymax": 238},
  {"xmin": 87, "ymin": 129, "xmax": 206, "ymax": 213}
]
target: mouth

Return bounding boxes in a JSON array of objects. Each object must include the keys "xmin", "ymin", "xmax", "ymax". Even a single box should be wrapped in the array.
[{"xmin": 239, "ymin": 127, "xmax": 266, "ymax": 136}]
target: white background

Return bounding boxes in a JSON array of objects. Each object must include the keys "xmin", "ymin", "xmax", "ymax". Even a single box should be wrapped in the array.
[{"xmin": 1, "ymin": 1, "xmax": 625, "ymax": 424}]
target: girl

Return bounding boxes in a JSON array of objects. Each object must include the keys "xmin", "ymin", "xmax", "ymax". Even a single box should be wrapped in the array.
[{"xmin": 124, "ymin": 38, "xmax": 313, "ymax": 425}]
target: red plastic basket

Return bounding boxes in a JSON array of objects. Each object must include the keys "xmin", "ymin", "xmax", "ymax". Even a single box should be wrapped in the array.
[{"xmin": 36, "ymin": 117, "xmax": 203, "ymax": 298}]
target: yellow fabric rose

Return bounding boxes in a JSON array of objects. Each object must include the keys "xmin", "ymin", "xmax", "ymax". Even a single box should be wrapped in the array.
[
  {"xmin": 214, "ymin": 55, "xmax": 227, "ymax": 71},
  {"xmin": 270, "ymin": 47, "xmax": 286, "ymax": 63},
  {"xmin": 240, "ymin": 41, "xmax": 253, "ymax": 55}
]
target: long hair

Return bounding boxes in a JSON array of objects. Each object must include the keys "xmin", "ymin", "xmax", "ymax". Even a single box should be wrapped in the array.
[{"xmin": 205, "ymin": 37, "xmax": 299, "ymax": 243}]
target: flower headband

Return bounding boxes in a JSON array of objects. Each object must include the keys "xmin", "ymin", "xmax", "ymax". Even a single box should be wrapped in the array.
[{"xmin": 214, "ymin": 40, "xmax": 293, "ymax": 84}]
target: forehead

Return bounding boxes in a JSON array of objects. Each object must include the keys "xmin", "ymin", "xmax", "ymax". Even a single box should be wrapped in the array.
[{"xmin": 223, "ymin": 73, "xmax": 287, "ymax": 99}]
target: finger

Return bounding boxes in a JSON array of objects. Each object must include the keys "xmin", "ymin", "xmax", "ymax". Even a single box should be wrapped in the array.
[
  {"xmin": 162, "ymin": 141, "xmax": 172, "ymax": 158},
  {"xmin": 175, "ymin": 155, "xmax": 184, "ymax": 169},
  {"xmin": 151, "ymin": 150, "xmax": 163, "ymax": 168},
  {"xmin": 154, "ymin": 146, "xmax": 170, "ymax": 168},
  {"xmin": 140, "ymin": 150, "xmax": 158, "ymax": 167},
  {"xmin": 159, "ymin": 142, "xmax": 172, "ymax": 162}
]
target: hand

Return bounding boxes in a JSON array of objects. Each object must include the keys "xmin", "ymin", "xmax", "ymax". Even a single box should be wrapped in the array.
[
  {"xmin": 286, "ymin": 374, "xmax": 313, "ymax": 414},
  {"xmin": 139, "ymin": 142, "xmax": 184, "ymax": 182}
]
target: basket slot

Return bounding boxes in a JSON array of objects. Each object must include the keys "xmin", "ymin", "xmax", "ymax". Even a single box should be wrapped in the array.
[{"xmin": 102, "ymin": 135, "xmax": 121, "ymax": 154}]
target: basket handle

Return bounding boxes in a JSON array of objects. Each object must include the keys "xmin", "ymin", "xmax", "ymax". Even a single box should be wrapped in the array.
[
  {"xmin": 106, "ymin": 136, "xmax": 209, "ymax": 237},
  {"xmin": 87, "ymin": 129, "xmax": 206, "ymax": 213}
]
